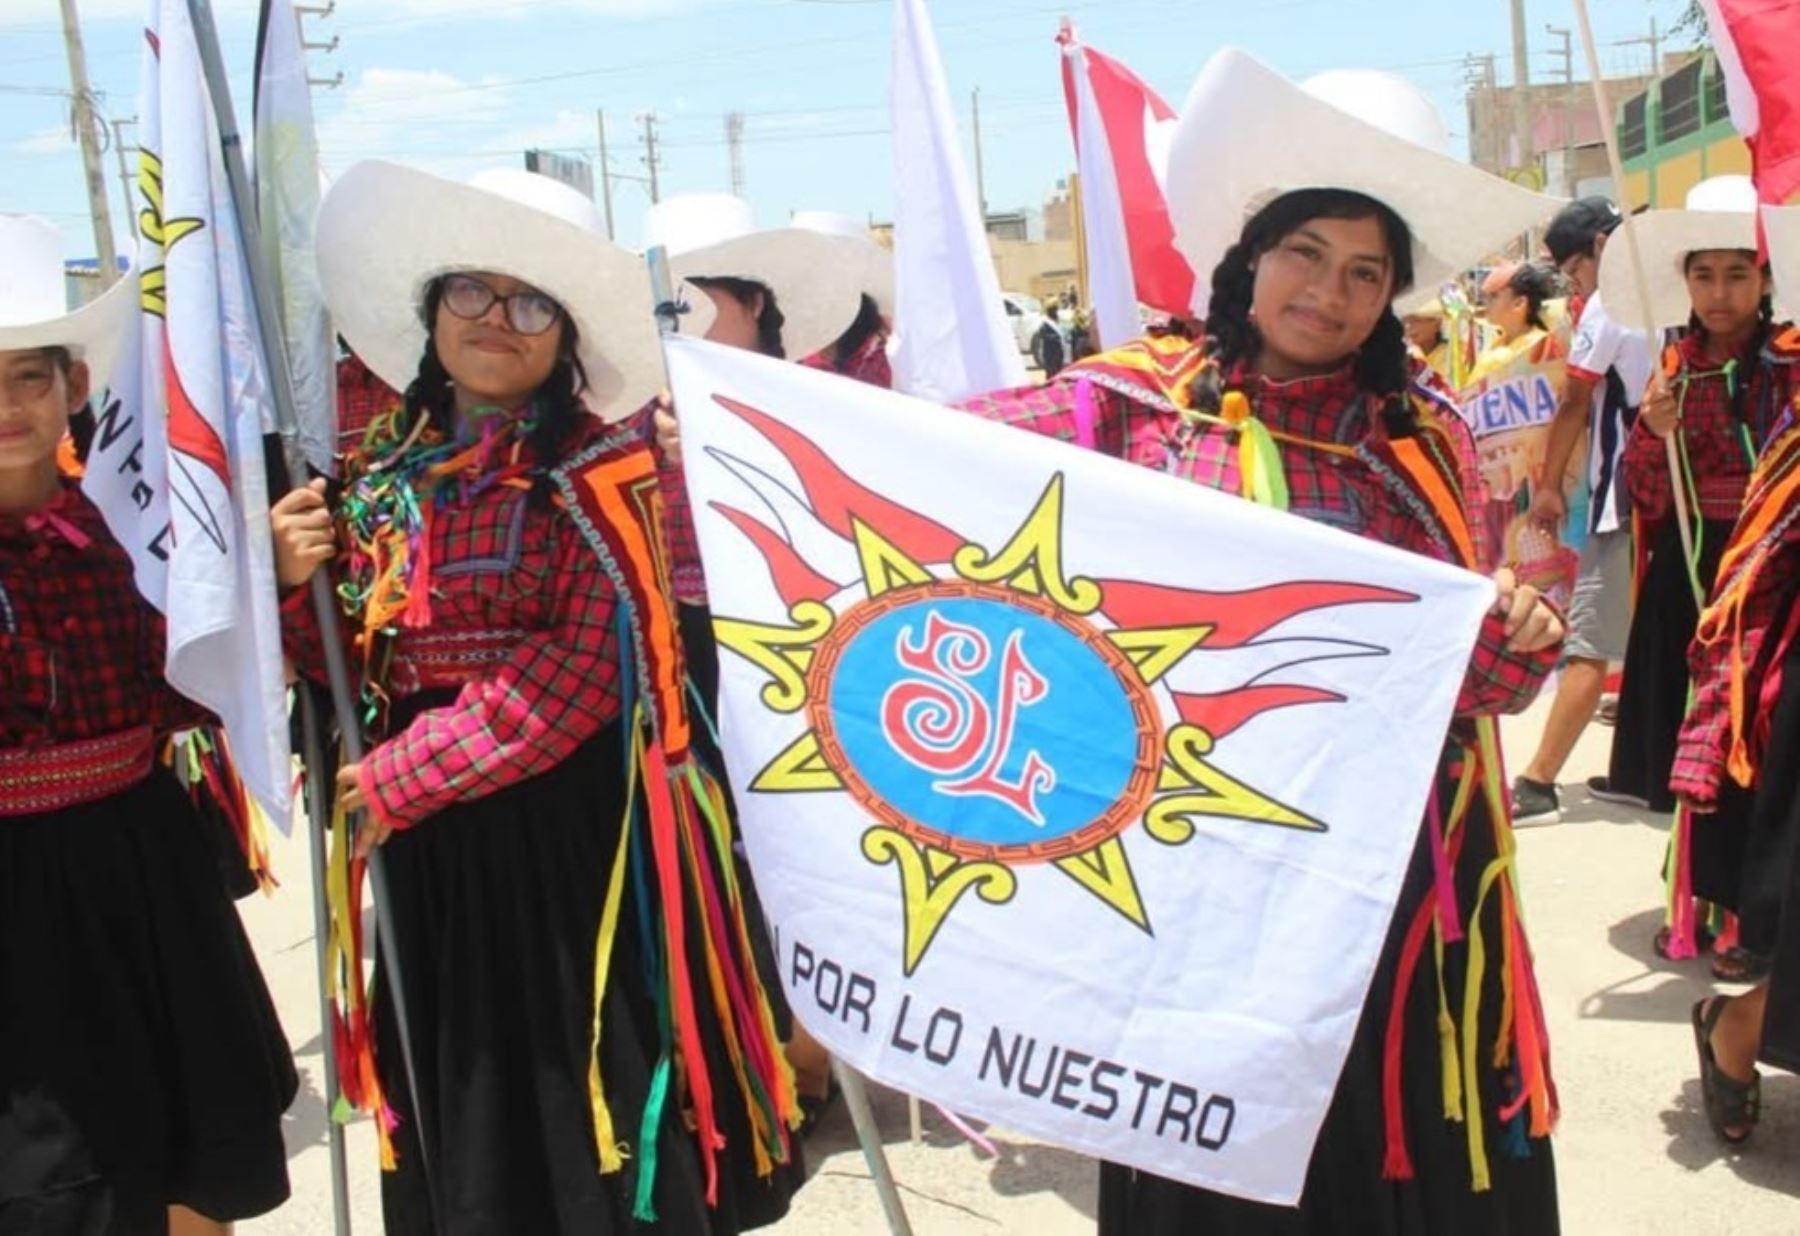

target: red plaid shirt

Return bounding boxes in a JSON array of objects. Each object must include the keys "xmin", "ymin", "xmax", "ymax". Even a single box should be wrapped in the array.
[
  {"xmin": 1, "ymin": 480, "xmax": 208, "ymax": 747},
  {"xmin": 1624, "ymin": 331, "xmax": 1800, "ymax": 524},
  {"xmin": 283, "ymin": 381, "xmax": 623, "ymax": 828},
  {"xmin": 1672, "ymin": 422, "xmax": 1800, "ymax": 802},
  {"xmin": 958, "ymin": 358, "xmax": 1553, "ymax": 718},
  {"xmin": 800, "ymin": 332, "xmax": 894, "ymax": 390}
]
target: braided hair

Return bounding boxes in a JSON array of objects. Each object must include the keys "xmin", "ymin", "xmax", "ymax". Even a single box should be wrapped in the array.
[
  {"xmin": 1678, "ymin": 251, "xmax": 1776, "ymax": 425},
  {"xmin": 404, "ymin": 276, "xmax": 590, "ymax": 506},
  {"xmin": 689, "ymin": 276, "xmax": 789, "ymax": 359},
  {"xmin": 828, "ymin": 293, "xmax": 886, "ymax": 373},
  {"xmin": 1502, "ymin": 262, "xmax": 1561, "ymax": 333},
  {"xmin": 1191, "ymin": 188, "xmax": 1419, "ymax": 438}
]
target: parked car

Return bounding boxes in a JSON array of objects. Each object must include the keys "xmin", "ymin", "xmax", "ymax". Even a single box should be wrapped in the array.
[{"xmin": 1001, "ymin": 292, "xmax": 1045, "ymax": 355}]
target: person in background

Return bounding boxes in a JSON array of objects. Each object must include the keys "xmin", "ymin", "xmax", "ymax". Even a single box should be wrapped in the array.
[
  {"xmin": 1402, "ymin": 296, "xmax": 1453, "ymax": 382},
  {"xmin": 1034, "ymin": 301, "xmax": 1069, "ymax": 377},
  {"xmin": 1512, "ymin": 197, "xmax": 1654, "ymax": 826},
  {"xmin": 0, "ymin": 213, "xmax": 295, "ymax": 1236}
]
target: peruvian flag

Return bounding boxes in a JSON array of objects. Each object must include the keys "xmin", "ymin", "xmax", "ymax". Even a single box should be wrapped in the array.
[
  {"xmin": 1700, "ymin": 0, "xmax": 1800, "ymax": 207},
  {"xmin": 1059, "ymin": 22, "xmax": 1194, "ymax": 340}
]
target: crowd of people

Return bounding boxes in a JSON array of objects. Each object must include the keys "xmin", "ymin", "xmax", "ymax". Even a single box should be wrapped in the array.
[{"xmin": 4, "ymin": 38, "xmax": 1800, "ymax": 1236}]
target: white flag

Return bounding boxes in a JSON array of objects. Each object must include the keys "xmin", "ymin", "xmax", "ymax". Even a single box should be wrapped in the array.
[
  {"xmin": 85, "ymin": 0, "xmax": 293, "ymax": 826},
  {"xmin": 255, "ymin": 0, "xmax": 336, "ymax": 475},
  {"xmin": 1064, "ymin": 37, "xmax": 1138, "ymax": 350},
  {"xmin": 666, "ymin": 336, "xmax": 1494, "ymax": 1204},
  {"xmin": 889, "ymin": 0, "xmax": 1026, "ymax": 401}
]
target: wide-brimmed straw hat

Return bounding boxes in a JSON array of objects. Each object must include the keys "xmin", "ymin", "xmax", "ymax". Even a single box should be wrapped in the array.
[
  {"xmin": 1598, "ymin": 176, "xmax": 1760, "ymax": 332},
  {"xmin": 790, "ymin": 209, "xmax": 895, "ymax": 321},
  {"xmin": 0, "ymin": 212, "xmax": 137, "ymax": 393},
  {"xmin": 1165, "ymin": 48, "xmax": 1565, "ymax": 313},
  {"xmin": 642, "ymin": 193, "xmax": 863, "ymax": 361},
  {"xmin": 315, "ymin": 162, "xmax": 709, "ymax": 422}
]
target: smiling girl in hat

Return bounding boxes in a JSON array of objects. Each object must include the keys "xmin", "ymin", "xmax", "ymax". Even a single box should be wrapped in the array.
[
  {"xmin": 1672, "ymin": 201, "xmax": 1800, "ymax": 1145},
  {"xmin": 647, "ymin": 49, "xmax": 1567, "ymax": 1233},
  {"xmin": 0, "ymin": 214, "xmax": 296, "ymax": 1234},
  {"xmin": 957, "ymin": 50, "xmax": 1567, "ymax": 1234},
  {"xmin": 1595, "ymin": 178, "xmax": 1799, "ymax": 973},
  {"xmin": 270, "ymin": 166, "xmax": 798, "ymax": 1235}
]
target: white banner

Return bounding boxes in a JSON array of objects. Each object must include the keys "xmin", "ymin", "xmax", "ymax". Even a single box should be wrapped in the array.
[
  {"xmin": 666, "ymin": 337, "xmax": 1494, "ymax": 1204},
  {"xmin": 84, "ymin": 0, "xmax": 292, "ymax": 825}
]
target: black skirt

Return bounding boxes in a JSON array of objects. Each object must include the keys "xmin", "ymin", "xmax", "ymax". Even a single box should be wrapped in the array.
[
  {"xmin": 370, "ymin": 692, "xmax": 800, "ymax": 1236},
  {"xmin": 1607, "ymin": 517, "xmax": 1732, "ymax": 812},
  {"xmin": 1097, "ymin": 736, "xmax": 1559, "ymax": 1236},
  {"xmin": 0, "ymin": 768, "xmax": 297, "ymax": 1234}
]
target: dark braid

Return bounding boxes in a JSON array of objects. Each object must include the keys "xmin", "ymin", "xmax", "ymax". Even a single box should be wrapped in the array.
[
  {"xmin": 406, "ymin": 276, "xmax": 590, "ymax": 507},
  {"xmin": 830, "ymin": 293, "xmax": 886, "ymax": 372},
  {"xmin": 690, "ymin": 276, "xmax": 788, "ymax": 359},
  {"xmin": 1192, "ymin": 188, "xmax": 1418, "ymax": 437}
]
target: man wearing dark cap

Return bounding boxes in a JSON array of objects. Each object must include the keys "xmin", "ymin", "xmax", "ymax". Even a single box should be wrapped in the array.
[{"xmin": 1512, "ymin": 196, "xmax": 1654, "ymax": 825}]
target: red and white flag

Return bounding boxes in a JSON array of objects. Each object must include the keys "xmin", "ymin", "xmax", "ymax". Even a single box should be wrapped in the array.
[
  {"xmin": 1059, "ymin": 23, "xmax": 1195, "ymax": 340},
  {"xmin": 85, "ymin": 0, "xmax": 292, "ymax": 825},
  {"xmin": 1700, "ymin": 0, "xmax": 1800, "ymax": 207}
]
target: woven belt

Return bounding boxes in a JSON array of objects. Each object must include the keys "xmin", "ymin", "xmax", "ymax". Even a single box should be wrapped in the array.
[{"xmin": 0, "ymin": 726, "xmax": 155, "ymax": 817}]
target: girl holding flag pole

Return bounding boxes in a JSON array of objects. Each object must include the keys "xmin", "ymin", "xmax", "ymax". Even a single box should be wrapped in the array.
[
  {"xmin": 656, "ymin": 48, "xmax": 1568, "ymax": 1234},
  {"xmin": 0, "ymin": 215, "xmax": 297, "ymax": 1235},
  {"xmin": 270, "ymin": 165, "xmax": 800, "ymax": 1235}
]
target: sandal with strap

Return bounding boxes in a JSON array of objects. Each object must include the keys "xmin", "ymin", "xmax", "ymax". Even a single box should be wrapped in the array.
[
  {"xmin": 1692, "ymin": 996, "xmax": 1761, "ymax": 1144},
  {"xmin": 1711, "ymin": 946, "xmax": 1771, "ymax": 983}
]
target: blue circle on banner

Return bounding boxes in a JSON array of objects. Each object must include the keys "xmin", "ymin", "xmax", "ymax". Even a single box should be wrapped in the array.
[{"xmin": 809, "ymin": 583, "xmax": 1159, "ymax": 862}]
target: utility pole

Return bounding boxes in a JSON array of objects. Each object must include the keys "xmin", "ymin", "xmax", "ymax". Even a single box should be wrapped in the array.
[
  {"xmin": 110, "ymin": 116, "xmax": 137, "ymax": 240},
  {"xmin": 1613, "ymin": 17, "xmax": 1661, "ymax": 80},
  {"xmin": 971, "ymin": 86, "xmax": 988, "ymax": 223},
  {"xmin": 1546, "ymin": 23, "xmax": 1575, "ymax": 196},
  {"xmin": 1508, "ymin": 0, "xmax": 1534, "ymax": 178},
  {"xmin": 57, "ymin": 0, "xmax": 119, "ymax": 286},
  {"xmin": 595, "ymin": 109, "xmax": 615, "ymax": 239},
  {"xmin": 639, "ymin": 111, "xmax": 661, "ymax": 204},
  {"xmin": 295, "ymin": 2, "xmax": 344, "ymax": 91},
  {"xmin": 725, "ymin": 111, "xmax": 746, "ymax": 198},
  {"xmin": 1462, "ymin": 52, "xmax": 1502, "ymax": 173}
]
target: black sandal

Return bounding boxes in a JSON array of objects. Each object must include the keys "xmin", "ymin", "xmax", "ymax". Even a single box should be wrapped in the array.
[
  {"xmin": 1711, "ymin": 946, "xmax": 1771, "ymax": 983},
  {"xmin": 1692, "ymin": 996, "xmax": 1761, "ymax": 1144}
]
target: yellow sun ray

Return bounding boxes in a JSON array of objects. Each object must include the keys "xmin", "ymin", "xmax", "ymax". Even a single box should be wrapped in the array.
[
  {"xmin": 863, "ymin": 828, "xmax": 1017, "ymax": 976},
  {"xmin": 1053, "ymin": 835, "xmax": 1150, "ymax": 932},
  {"xmin": 1146, "ymin": 724, "xmax": 1324, "ymax": 842},
  {"xmin": 713, "ymin": 600, "xmax": 834, "ymax": 713},
  {"xmin": 751, "ymin": 730, "xmax": 843, "ymax": 793},
  {"xmin": 1106, "ymin": 625, "xmax": 1217, "ymax": 686},
  {"xmin": 850, "ymin": 517, "xmax": 934, "ymax": 598},
  {"xmin": 952, "ymin": 473, "xmax": 1103, "ymax": 614}
]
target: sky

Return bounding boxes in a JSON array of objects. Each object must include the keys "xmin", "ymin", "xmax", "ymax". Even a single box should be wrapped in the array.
[{"xmin": 4, "ymin": 0, "xmax": 1696, "ymax": 262}]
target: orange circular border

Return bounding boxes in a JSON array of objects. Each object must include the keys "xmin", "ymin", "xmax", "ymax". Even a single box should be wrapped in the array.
[{"xmin": 807, "ymin": 580, "xmax": 1162, "ymax": 864}]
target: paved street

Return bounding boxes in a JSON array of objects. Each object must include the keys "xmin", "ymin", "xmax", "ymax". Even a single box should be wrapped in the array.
[{"xmin": 241, "ymin": 693, "xmax": 1800, "ymax": 1235}]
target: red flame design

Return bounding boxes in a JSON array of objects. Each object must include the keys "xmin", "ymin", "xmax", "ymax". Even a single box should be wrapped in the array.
[
  {"xmin": 710, "ymin": 502, "xmax": 841, "ymax": 608},
  {"xmin": 1097, "ymin": 579, "xmax": 1413, "ymax": 648},
  {"xmin": 1173, "ymin": 684, "xmax": 1345, "ymax": 739}
]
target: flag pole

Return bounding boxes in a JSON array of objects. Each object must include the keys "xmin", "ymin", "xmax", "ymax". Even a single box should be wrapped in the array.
[
  {"xmin": 183, "ymin": 0, "xmax": 437, "ymax": 1217},
  {"xmin": 1570, "ymin": 0, "xmax": 1703, "ymax": 605},
  {"xmin": 645, "ymin": 248, "xmax": 914, "ymax": 1236}
]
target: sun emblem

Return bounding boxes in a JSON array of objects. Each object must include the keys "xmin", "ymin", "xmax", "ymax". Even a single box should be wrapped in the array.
[{"xmin": 705, "ymin": 394, "xmax": 1414, "ymax": 975}]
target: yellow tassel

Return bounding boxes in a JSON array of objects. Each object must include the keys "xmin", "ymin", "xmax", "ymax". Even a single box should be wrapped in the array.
[
  {"xmin": 1460, "ymin": 858, "xmax": 1509, "ymax": 1194},
  {"xmin": 1433, "ymin": 926, "xmax": 1463, "ymax": 1122},
  {"xmin": 587, "ymin": 710, "xmax": 645, "ymax": 1175}
]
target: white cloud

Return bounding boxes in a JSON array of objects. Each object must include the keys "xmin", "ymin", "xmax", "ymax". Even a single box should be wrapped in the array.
[
  {"xmin": 0, "ymin": 0, "xmax": 256, "ymax": 27},
  {"xmin": 9, "ymin": 124, "xmax": 74, "ymax": 156}
]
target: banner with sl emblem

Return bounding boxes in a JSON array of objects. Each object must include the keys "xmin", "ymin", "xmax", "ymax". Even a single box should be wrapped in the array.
[
  {"xmin": 1458, "ymin": 326, "xmax": 1587, "ymax": 607},
  {"xmin": 665, "ymin": 336, "xmax": 1495, "ymax": 1205}
]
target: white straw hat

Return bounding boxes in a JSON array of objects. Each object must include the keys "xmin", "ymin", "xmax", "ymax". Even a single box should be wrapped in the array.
[
  {"xmin": 1598, "ymin": 176, "xmax": 1760, "ymax": 333},
  {"xmin": 1165, "ymin": 49, "xmax": 1565, "ymax": 314},
  {"xmin": 790, "ymin": 209, "xmax": 895, "ymax": 320},
  {"xmin": 1766, "ymin": 203, "xmax": 1800, "ymax": 320},
  {"xmin": 643, "ymin": 193, "xmax": 863, "ymax": 361},
  {"xmin": 315, "ymin": 162, "xmax": 710, "ymax": 422},
  {"xmin": 0, "ymin": 212, "xmax": 137, "ymax": 394}
]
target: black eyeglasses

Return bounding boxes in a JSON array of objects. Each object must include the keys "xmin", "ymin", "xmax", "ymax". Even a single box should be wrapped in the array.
[{"xmin": 439, "ymin": 273, "xmax": 564, "ymax": 336}]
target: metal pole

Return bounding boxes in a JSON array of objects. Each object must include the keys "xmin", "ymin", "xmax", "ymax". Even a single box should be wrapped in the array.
[
  {"xmin": 1570, "ymin": 0, "xmax": 1702, "ymax": 605},
  {"xmin": 971, "ymin": 86, "xmax": 987, "ymax": 223},
  {"xmin": 58, "ymin": 0, "xmax": 119, "ymax": 285},
  {"xmin": 184, "ymin": 0, "xmax": 437, "ymax": 1210},
  {"xmin": 596, "ymin": 109, "xmax": 615, "ymax": 240},
  {"xmin": 1546, "ymin": 24, "xmax": 1574, "ymax": 197},
  {"xmin": 299, "ymin": 688, "xmax": 354, "ymax": 1236},
  {"xmin": 110, "ymin": 116, "xmax": 137, "ymax": 241},
  {"xmin": 644, "ymin": 244, "xmax": 914, "ymax": 1236}
]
